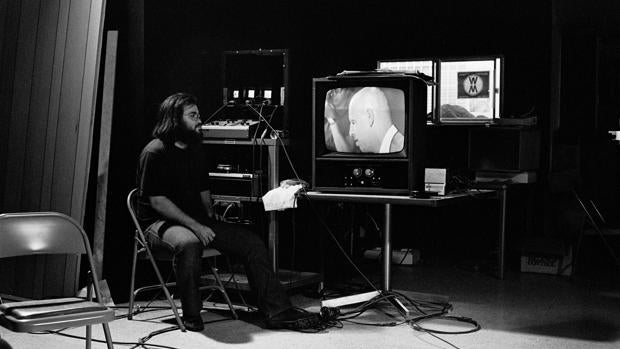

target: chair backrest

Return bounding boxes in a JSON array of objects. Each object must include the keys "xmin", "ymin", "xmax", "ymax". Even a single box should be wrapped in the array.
[
  {"xmin": 0, "ymin": 212, "xmax": 87, "ymax": 259},
  {"xmin": 0, "ymin": 212, "xmax": 106, "ymax": 302},
  {"xmin": 126, "ymin": 188, "xmax": 142, "ymax": 234},
  {"xmin": 573, "ymin": 189, "xmax": 606, "ymax": 229}
]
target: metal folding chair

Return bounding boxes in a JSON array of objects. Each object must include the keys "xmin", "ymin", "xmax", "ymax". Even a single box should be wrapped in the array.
[
  {"xmin": 0, "ymin": 212, "xmax": 115, "ymax": 348},
  {"xmin": 126, "ymin": 188, "xmax": 238, "ymax": 332},
  {"xmin": 572, "ymin": 189, "xmax": 620, "ymax": 272}
]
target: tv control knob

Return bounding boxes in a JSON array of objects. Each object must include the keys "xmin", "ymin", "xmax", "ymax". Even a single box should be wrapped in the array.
[
  {"xmin": 364, "ymin": 168, "xmax": 375, "ymax": 178},
  {"xmin": 352, "ymin": 168, "xmax": 363, "ymax": 178}
]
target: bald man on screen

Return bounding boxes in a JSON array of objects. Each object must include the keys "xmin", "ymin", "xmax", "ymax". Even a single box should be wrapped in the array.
[{"xmin": 347, "ymin": 87, "xmax": 404, "ymax": 153}]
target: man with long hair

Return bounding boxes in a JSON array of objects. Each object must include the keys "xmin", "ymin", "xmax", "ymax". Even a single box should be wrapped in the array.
[{"xmin": 136, "ymin": 92, "xmax": 318, "ymax": 331}]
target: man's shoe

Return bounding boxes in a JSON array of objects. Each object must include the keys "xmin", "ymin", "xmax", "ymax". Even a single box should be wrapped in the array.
[
  {"xmin": 182, "ymin": 315, "xmax": 204, "ymax": 332},
  {"xmin": 266, "ymin": 307, "xmax": 321, "ymax": 331}
]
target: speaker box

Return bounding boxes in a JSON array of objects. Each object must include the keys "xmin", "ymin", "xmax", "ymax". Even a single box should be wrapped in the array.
[{"xmin": 468, "ymin": 127, "xmax": 540, "ymax": 172}]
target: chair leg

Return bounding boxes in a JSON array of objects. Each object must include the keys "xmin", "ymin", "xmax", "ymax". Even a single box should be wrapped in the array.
[
  {"xmin": 86, "ymin": 324, "xmax": 92, "ymax": 349},
  {"xmin": 207, "ymin": 261, "xmax": 238, "ymax": 320},
  {"xmin": 102, "ymin": 322, "xmax": 114, "ymax": 349},
  {"xmin": 145, "ymin": 247, "xmax": 186, "ymax": 331},
  {"xmin": 572, "ymin": 226, "xmax": 585, "ymax": 274},
  {"xmin": 128, "ymin": 236, "xmax": 139, "ymax": 320},
  {"xmin": 225, "ymin": 257, "xmax": 249, "ymax": 309}
]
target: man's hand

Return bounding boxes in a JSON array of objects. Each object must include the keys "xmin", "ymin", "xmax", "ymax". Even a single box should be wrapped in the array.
[
  {"xmin": 191, "ymin": 224, "xmax": 216, "ymax": 246},
  {"xmin": 148, "ymin": 195, "xmax": 216, "ymax": 246},
  {"xmin": 325, "ymin": 88, "xmax": 352, "ymax": 123}
]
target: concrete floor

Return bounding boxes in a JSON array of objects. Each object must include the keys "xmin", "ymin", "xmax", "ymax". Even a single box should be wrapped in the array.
[
  {"xmin": 1, "ymin": 261, "xmax": 619, "ymax": 349},
  {"xmin": 391, "ymin": 262, "xmax": 620, "ymax": 345}
]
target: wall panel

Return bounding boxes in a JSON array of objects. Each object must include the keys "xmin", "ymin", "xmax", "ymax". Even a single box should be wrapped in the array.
[
  {"xmin": 0, "ymin": 0, "xmax": 106, "ymax": 299},
  {"xmin": 22, "ymin": 0, "xmax": 60, "ymax": 211},
  {"xmin": 4, "ymin": 0, "xmax": 39, "ymax": 211},
  {"xmin": 40, "ymin": 0, "xmax": 70, "ymax": 211}
]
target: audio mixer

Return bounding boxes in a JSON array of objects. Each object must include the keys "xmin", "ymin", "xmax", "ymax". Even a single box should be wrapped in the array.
[{"xmin": 200, "ymin": 119, "xmax": 260, "ymax": 139}]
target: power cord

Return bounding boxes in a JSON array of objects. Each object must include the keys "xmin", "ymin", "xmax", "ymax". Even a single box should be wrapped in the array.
[
  {"xmin": 202, "ymin": 103, "xmax": 228, "ymax": 124},
  {"xmin": 38, "ymin": 328, "xmax": 182, "ymax": 349}
]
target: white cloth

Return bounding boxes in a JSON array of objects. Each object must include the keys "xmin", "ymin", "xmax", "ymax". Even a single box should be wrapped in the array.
[
  {"xmin": 379, "ymin": 124, "xmax": 398, "ymax": 153},
  {"xmin": 262, "ymin": 184, "xmax": 303, "ymax": 211}
]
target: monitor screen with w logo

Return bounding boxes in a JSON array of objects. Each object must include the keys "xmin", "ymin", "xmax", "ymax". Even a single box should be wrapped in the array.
[{"xmin": 438, "ymin": 56, "xmax": 504, "ymax": 124}]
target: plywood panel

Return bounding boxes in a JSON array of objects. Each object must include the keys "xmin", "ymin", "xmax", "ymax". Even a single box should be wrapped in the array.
[
  {"xmin": 0, "ymin": 0, "xmax": 11, "ymax": 71},
  {"xmin": 1, "ymin": 0, "xmax": 40, "ymax": 300},
  {"xmin": 22, "ymin": 0, "xmax": 69, "ymax": 299},
  {"xmin": 0, "ymin": 0, "xmax": 21, "ymax": 213},
  {"xmin": 50, "ymin": 0, "xmax": 90, "ymax": 215},
  {"xmin": 42, "ymin": 255, "xmax": 69, "ymax": 297},
  {"xmin": 3, "ymin": 0, "xmax": 40, "ymax": 211},
  {"xmin": 0, "ymin": 0, "xmax": 105, "ymax": 299},
  {"xmin": 93, "ymin": 30, "xmax": 118, "ymax": 278},
  {"xmin": 0, "ymin": 258, "xmax": 16, "ymax": 296},
  {"xmin": 62, "ymin": 255, "xmax": 80, "ymax": 297},
  {"xmin": 13, "ymin": 256, "xmax": 37, "ymax": 299},
  {"xmin": 22, "ymin": 0, "xmax": 60, "ymax": 210},
  {"xmin": 72, "ymin": 0, "xmax": 106, "ymax": 222},
  {"xmin": 40, "ymin": 0, "xmax": 70, "ymax": 211}
]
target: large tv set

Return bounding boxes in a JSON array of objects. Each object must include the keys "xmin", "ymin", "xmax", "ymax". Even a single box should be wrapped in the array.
[{"xmin": 312, "ymin": 72, "xmax": 430, "ymax": 195}]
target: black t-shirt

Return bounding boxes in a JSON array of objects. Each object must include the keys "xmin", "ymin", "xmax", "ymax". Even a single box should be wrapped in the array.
[{"xmin": 136, "ymin": 138, "xmax": 210, "ymax": 228}]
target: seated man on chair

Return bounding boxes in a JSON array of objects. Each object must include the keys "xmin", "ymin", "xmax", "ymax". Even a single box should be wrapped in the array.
[{"xmin": 135, "ymin": 92, "xmax": 319, "ymax": 331}]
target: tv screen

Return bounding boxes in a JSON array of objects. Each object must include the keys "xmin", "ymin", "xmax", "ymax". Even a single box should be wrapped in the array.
[
  {"xmin": 438, "ymin": 56, "xmax": 503, "ymax": 123},
  {"xmin": 324, "ymin": 87, "xmax": 405, "ymax": 154}
]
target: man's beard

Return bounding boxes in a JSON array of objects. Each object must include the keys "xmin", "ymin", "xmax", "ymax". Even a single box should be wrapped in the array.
[{"xmin": 175, "ymin": 126, "xmax": 201, "ymax": 145}]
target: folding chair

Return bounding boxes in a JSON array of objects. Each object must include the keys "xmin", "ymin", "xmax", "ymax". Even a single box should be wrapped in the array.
[
  {"xmin": 0, "ymin": 212, "xmax": 115, "ymax": 349},
  {"xmin": 126, "ymin": 188, "xmax": 238, "ymax": 332},
  {"xmin": 572, "ymin": 189, "xmax": 620, "ymax": 272}
]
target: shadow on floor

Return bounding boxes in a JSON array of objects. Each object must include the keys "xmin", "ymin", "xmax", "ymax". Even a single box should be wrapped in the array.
[
  {"xmin": 157, "ymin": 308, "xmax": 266, "ymax": 344},
  {"xmin": 515, "ymin": 316, "xmax": 620, "ymax": 342}
]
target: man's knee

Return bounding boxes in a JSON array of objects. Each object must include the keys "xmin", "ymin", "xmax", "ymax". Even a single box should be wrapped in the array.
[{"xmin": 164, "ymin": 225, "xmax": 202, "ymax": 254}]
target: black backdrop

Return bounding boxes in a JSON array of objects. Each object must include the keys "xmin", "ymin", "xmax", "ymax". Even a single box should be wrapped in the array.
[{"xmin": 99, "ymin": 0, "xmax": 559, "ymax": 302}]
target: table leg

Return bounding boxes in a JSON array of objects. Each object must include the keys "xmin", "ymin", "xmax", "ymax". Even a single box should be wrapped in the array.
[
  {"xmin": 383, "ymin": 203, "xmax": 411, "ymax": 316},
  {"xmin": 268, "ymin": 143, "xmax": 279, "ymax": 273},
  {"xmin": 497, "ymin": 187, "xmax": 507, "ymax": 280},
  {"xmin": 383, "ymin": 203, "xmax": 392, "ymax": 291}
]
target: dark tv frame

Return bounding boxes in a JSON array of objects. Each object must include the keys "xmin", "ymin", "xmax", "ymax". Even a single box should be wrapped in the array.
[{"xmin": 311, "ymin": 72, "xmax": 429, "ymax": 195}]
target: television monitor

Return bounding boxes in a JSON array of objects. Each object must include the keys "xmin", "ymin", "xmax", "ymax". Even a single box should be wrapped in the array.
[
  {"xmin": 437, "ymin": 56, "xmax": 503, "ymax": 124},
  {"xmin": 377, "ymin": 59, "xmax": 436, "ymax": 122},
  {"xmin": 312, "ymin": 72, "xmax": 429, "ymax": 195}
]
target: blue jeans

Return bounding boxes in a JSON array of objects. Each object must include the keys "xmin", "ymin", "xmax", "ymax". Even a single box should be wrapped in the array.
[{"xmin": 145, "ymin": 220, "xmax": 291, "ymax": 318}]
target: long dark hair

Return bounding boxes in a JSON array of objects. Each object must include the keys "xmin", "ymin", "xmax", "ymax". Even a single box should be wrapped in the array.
[{"xmin": 152, "ymin": 92, "xmax": 198, "ymax": 143}]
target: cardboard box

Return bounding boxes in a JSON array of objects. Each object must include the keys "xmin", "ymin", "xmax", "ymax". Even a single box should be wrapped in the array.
[
  {"xmin": 520, "ymin": 237, "xmax": 572, "ymax": 276},
  {"xmin": 363, "ymin": 248, "xmax": 421, "ymax": 265}
]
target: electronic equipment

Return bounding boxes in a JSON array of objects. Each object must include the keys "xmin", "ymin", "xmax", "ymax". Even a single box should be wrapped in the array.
[
  {"xmin": 208, "ymin": 171, "xmax": 262, "ymax": 197},
  {"xmin": 424, "ymin": 168, "xmax": 449, "ymax": 195},
  {"xmin": 312, "ymin": 71, "xmax": 430, "ymax": 195},
  {"xmin": 200, "ymin": 119, "xmax": 259, "ymax": 139},
  {"xmin": 468, "ymin": 127, "xmax": 540, "ymax": 172},
  {"xmin": 222, "ymin": 49, "xmax": 289, "ymax": 131},
  {"xmin": 377, "ymin": 55, "xmax": 504, "ymax": 125}
]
